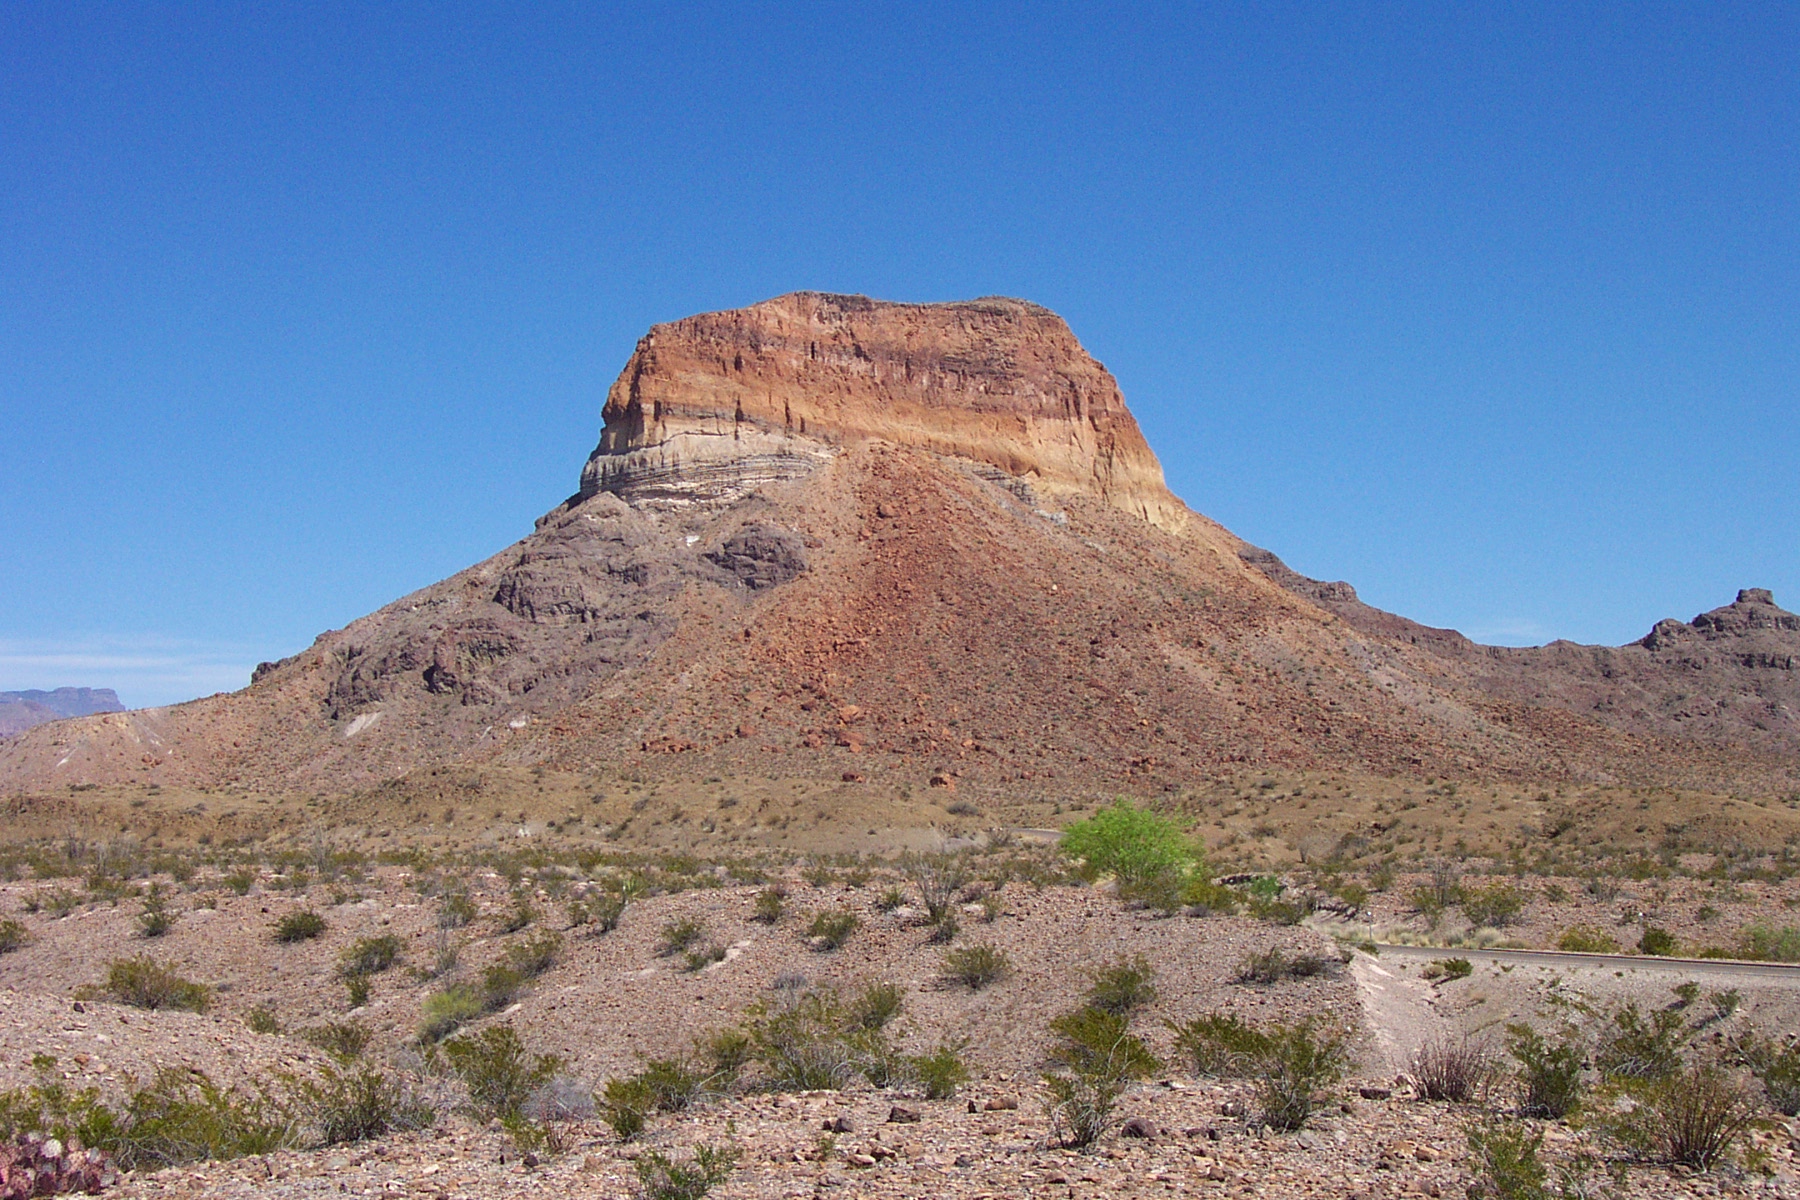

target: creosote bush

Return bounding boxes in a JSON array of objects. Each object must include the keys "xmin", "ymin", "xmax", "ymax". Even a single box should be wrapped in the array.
[
  {"xmin": 633, "ymin": 1143, "xmax": 737, "ymax": 1200},
  {"xmin": 1595, "ymin": 1002, "xmax": 1688, "ymax": 1083},
  {"xmin": 1043, "ymin": 1006, "xmax": 1160, "ymax": 1147},
  {"xmin": 418, "ymin": 985, "xmax": 484, "ymax": 1042},
  {"xmin": 1505, "ymin": 1025, "xmax": 1583, "ymax": 1119},
  {"xmin": 1235, "ymin": 948, "xmax": 1331, "ymax": 985},
  {"xmin": 805, "ymin": 910, "xmax": 859, "ymax": 950},
  {"xmin": 80, "ymin": 957, "xmax": 210, "ymax": 1013},
  {"xmin": 1600, "ymin": 1065, "xmax": 1755, "ymax": 1170},
  {"xmin": 909, "ymin": 1044, "xmax": 970, "ymax": 1100},
  {"xmin": 1637, "ymin": 927, "xmax": 1678, "ymax": 957},
  {"xmin": 1460, "ymin": 882, "xmax": 1527, "ymax": 928},
  {"xmin": 1168, "ymin": 1013, "xmax": 1350, "ymax": 1131},
  {"xmin": 339, "ymin": 935, "xmax": 402, "ymax": 977},
  {"xmin": 299, "ymin": 1064, "xmax": 435, "ymax": 1146},
  {"xmin": 439, "ymin": 1025, "xmax": 562, "ymax": 1122},
  {"xmin": 0, "ymin": 919, "xmax": 29, "ymax": 954},
  {"xmin": 941, "ymin": 943, "xmax": 1010, "ymax": 990},
  {"xmin": 1555, "ymin": 926, "xmax": 1620, "ymax": 954},
  {"xmin": 659, "ymin": 918, "xmax": 707, "ymax": 956},
  {"xmin": 273, "ymin": 911, "xmax": 327, "ymax": 943},
  {"xmin": 1739, "ymin": 1034, "xmax": 1800, "ymax": 1116},
  {"xmin": 1087, "ymin": 954, "xmax": 1157, "ymax": 1015},
  {"xmin": 1465, "ymin": 1119, "xmax": 1596, "ymax": 1200},
  {"xmin": 750, "ymin": 887, "xmax": 786, "ymax": 924}
]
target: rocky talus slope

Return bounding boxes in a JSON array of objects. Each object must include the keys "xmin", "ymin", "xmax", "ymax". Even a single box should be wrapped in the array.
[{"xmin": 1, "ymin": 293, "xmax": 1795, "ymax": 801}]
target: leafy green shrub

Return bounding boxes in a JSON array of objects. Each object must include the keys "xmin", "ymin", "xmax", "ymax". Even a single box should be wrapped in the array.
[
  {"xmin": 1465, "ymin": 1119, "xmax": 1574, "ymax": 1200},
  {"xmin": 223, "ymin": 868, "xmax": 256, "ymax": 896},
  {"xmin": 245, "ymin": 1006, "xmax": 280, "ymax": 1035},
  {"xmin": 1461, "ymin": 882, "xmax": 1527, "ymax": 928},
  {"xmin": 1170, "ymin": 1013, "xmax": 1265, "ymax": 1077},
  {"xmin": 1059, "ymin": 800, "xmax": 1202, "ymax": 909},
  {"xmin": 874, "ymin": 887, "xmax": 905, "ymax": 913},
  {"xmin": 419, "ymin": 985, "xmax": 484, "ymax": 1042},
  {"xmin": 1740, "ymin": 1034, "xmax": 1800, "ymax": 1115},
  {"xmin": 299, "ymin": 1022, "xmax": 371, "ymax": 1061},
  {"xmin": 1087, "ymin": 954, "xmax": 1157, "ymax": 1015},
  {"xmin": 0, "ymin": 918, "xmax": 30, "ymax": 953},
  {"xmin": 1555, "ymin": 926, "xmax": 1620, "ymax": 954},
  {"xmin": 745, "ymin": 988, "xmax": 861, "ymax": 1091},
  {"xmin": 339, "ymin": 935, "xmax": 402, "ymax": 977},
  {"xmin": 683, "ymin": 944, "xmax": 727, "ymax": 972},
  {"xmin": 926, "ymin": 908, "xmax": 959, "ymax": 944},
  {"xmin": 1599, "ymin": 1065, "xmax": 1754, "ymax": 1170},
  {"xmin": 1044, "ymin": 1006, "xmax": 1159, "ymax": 1146},
  {"xmin": 502, "ymin": 930, "xmax": 563, "ymax": 978},
  {"xmin": 138, "ymin": 884, "xmax": 176, "ymax": 937},
  {"xmin": 297, "ymin": 1064, "xmax": 434, "ymax": 1145},
  {"xmin": 1236, "ymin": 948, "xmax": 1332, "ymax": 985},
  {"xmin": 344, "ymin": 974, "xmax": 372, "ymax": 1010},
  {"xmin": 480, "ymin": 963, "xmax": 527, "ymax": 1010},
  {"xmin": 909, "ymin": 1044, "xmax": 970, "ymax": 1099},
  {"xmin": 942, "ymin": 943, "xmax": 1010, "ymax": 990},
  {"xmin": 438, "ymin": 891, "xmax": 477, "ymax": 929},
  {"xmin": 1166, "ymin": 1013, "xmax": 1349, "ymax": 1130},
  {"xmin": 751, "ymin": 886, "xmax": 786, "ymax": 924},
  {"xmin": 1422, "ymin": 957, "xmax": 1473, "ymax": 982},
  {"xmin": 847, "ymin": 981, "xmax": 904, "ymax": 1031},
  {"xmin": 273, "ymin": 911, "xmax": 327, "ymax": 943},
  {"xmin": 82, "ymin": 957, "xmax": 211, "ymax": 1012},
  {"xmin": 440, "ymin": 1025, "xmax": 562, "ymax": 1121},
  {"xmin": 599, "ymin": 1076, "xmax": 653, "ymax": 1141},
  {"xmin": 805, "ymin": 910, "xmax": 859, "ymax": 950},
  {"xmin": 633, "ymin": 1143, "xmax": 737, "ymax": 1200},
  {"xmin": 1637, "ymin": 927, "xmax": 1678, "ymax": 957},
  {"xmin": 568, "ymin": 888, "xmax": 628, "ymax": 934},
  {"xmin": 1595, "ymin": 1002, "xmax": 1688, "ymax": 1083},
  {"xmin": 660, "ymin": 918, "xmax": 707, "ymax": 956},
  {"xmin": 1737, "ymin": 923, "xmax": 1800, "ymax": 963},
  {"xmin": 1506, "ymin": 1024, "xmax": 1583, "ymax": 1119},
  {"xmin": 697, "ymin": 1027, "xmax": 753, "ymax": 1084}
]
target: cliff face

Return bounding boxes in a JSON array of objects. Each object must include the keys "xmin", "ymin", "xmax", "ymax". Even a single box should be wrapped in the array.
[{"xmin": 578, "ymin": 293, "xmax": 1187, "ymax": 531}]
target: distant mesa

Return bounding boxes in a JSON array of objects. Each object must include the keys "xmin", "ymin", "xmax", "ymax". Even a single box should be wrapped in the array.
[{"xmin": 0, "ymin": 688, "xmax": 124, "ymax": 738}]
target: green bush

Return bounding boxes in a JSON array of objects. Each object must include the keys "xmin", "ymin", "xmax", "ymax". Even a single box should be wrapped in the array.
[
  {"xmin": 1740, "ymin": 1034, "xmax": 1800, "ymax": 1116},
  {"xmin": 847, "ymin": 981, "xmax": 905, "ymax": 1031},
  {"xmin": 1460, "ymin": 882, "xmax": 1527, "ymax": 928},
  {"xmin": 498, "ymin": 892, "xmax": 536, "ymax": 934},
  {"xmin": 223, "ymin": 868, "xmax": 256, "ymax": 896},
  {"xmin": 1599, "ymin": 1065, "xmax": 1755, "ymax": 1170},
  {"xmin": 874, "ymin": 887, "xmax": 905, "ymax": 913},
  {"xmin": 1464, "ymin": 1119, "xmax": 1564, "ymax": 1200},
  {"xmin": 569, "ymin": 888, "xmax": 629, "ymax": 933},
  {"xmin": 1737, "ymin": 923, "xmax": 1800, "ymax": 963},
  {"xmin": 1637, "ymin": 927, "xmax": 1678, "ymax": 957},
  {"xmin": 502, "ymin": 929, "xmax": 563, "ymax": 978},
  {"xmin": 745, "ymin": 988, "xmax": 860, "ymax": 1091},
  {"xmin": 1422, "ymin": 957, "xmax": 1473, "ymax": 982},
  {"xmin": 683, "ymin": 944, "xmax": 727, "ymax": 972},
  {"xmin": 901, "ymin": 852, "xmax": 968, "ymax": 924},
  {"xmin": 1169, "ymin": 1013, "xmax": 1265, "ymax": 1077},
  {"xmin": 599, "ymin": 1075, "xmax": 654, "ymax": 1141},
  {"xmin": 1166, "ymin": 1013, "xmax": 1348, "ymax": 1130},
  {"xmin": 942, "ymin": 943, "xmax": 1011, "ymax": 990},
  {"xmin": 419, "ymin": 985, "xmax": 484, "ymax": 1042},
  {"xmin": 0, "ymin": 918, "xmax": 30, "ymax": 953},
  {"xmin": 1059, "ymin": 801, "xmax": 1202, "ymax": 904},
  {"xmin": 909, "ymin": 1044, "xmax": 970, "ymax": 1100},
  {"xmin": 245, "ymin": 1006, "xmax": 280, "ymax": 1035},
  {"xmin": 1236, "ymin": 948, "xmax": 1332, "ymax": 985},
  {"xmin": 440, "ymin": 1025, "xmax": 562, "ymax": 1121},
  {"xmin": 297, "ymin": 1064, "xmax": 434, "ymax": 1145},
  {"xmin": 1087, "ymin": 954, "xmax": 1158, "ymax": 1015},
  {"xmin": 660, "ymin": 918, "xmax": 707, "ymax": 956},
  {"xmin": 1044, "ymin": 1006, "xmax": 1160, "ymax": 1147},
  {"xmin": 82, "ymin": 957, "xmax": 211, "ymax": 1012},
  {"xmin": 344, "ymin": 974, "xmax": 372, "ymax": 1010},
  {"xmin": 751, "ymin": 886, "xmax": 786, "ymax": 924},
  {"xmin": 1595, "ymin": 1002, "xmax": 1688, "ymax": 1083},
  {"xmin": 339, "ymin": 935, "xmax": 402, "ymax": 977},
  {"xmin": 273, "ymin": 911, "xmax": 327, "ymax": 943},
  {"xmin": 138, "ymin": 884, "xmax": 176, "ymax": 938},
  {"xmin": 299, "ymin": 1021, "xmax": 371, "ymax": 1062},
  {"xmin": 805, "ymin": 910, "xmax": 859, "ymax": 950},
  {"xmin": 1505, "ymin": 1024, "xmax": 1584, "ymax": 1119},
  {"xmin": 1555, "ymin": 926, "xmax": 1620, "ymax": 954},
  {"xmin": 633, "ymin": 1144, "xmax": 737, "ymax": 1200}
]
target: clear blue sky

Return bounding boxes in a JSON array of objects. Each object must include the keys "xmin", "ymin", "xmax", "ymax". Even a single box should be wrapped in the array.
[{"xmin": 2, "ymin": 4, "xmax": 1795, "ymax": 708}]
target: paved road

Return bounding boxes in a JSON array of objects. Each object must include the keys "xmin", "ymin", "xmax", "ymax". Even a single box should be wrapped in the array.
[{"xmin": 1371, "ymin": 943, "xmax": 1800, "ymax": 989}]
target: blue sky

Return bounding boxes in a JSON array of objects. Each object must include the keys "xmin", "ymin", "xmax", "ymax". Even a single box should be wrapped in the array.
[{"xmin": 2, "ymin": 4, "xmax": 1795, "ymax": 707}]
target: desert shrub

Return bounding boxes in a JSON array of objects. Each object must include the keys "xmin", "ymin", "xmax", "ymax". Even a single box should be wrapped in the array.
[
  {"xmin": 659, "ymin": 918, "xmax": 706, "ymax": 956},
  {"xmin": 1465, "ymin": 1118, "xmax": 1585, "ymax": 1200},
  {"xmin": 901, "ymin": 853, "xmax": 968, "ymax": 924},
  {"xmin": 1180, "ymin": 877, "xmax": 1238, "ymax": 915},
  {"xmin": 223, "ymin": 868, "xmax": 256, "ymax": 896},
  {"xmin": 1166, "ymin": 1013, "xmax": 1349, "ymax": 1131},
  {"xmin": 498, "ymin": 892, "xmax": 536, "ymax": 934},
  {"xmin": 298, "ymin": 1022, "xmax": 371, "ymax": 1062},
  {"xmin": 909, "ymin": 1044, "xmax": 970, "ymax": 1100},
  {"xmin": 1600, "ymin": 1065, "xmax": 1755, "ymax": 1170},
  {"xmin": 874, "ymin": 886, "xmax": 905, "ymax": 913},
  {"xmin": 1739, "ymin": 1034, "xmax": 1800, "ymax": 1115},
  {"xmin": 245, "ymin": 1006, "xmax": 280, "ymax": 1035},
  {"xmin": 1505, "ymin": 1024, "xmax": 1584, "ymax": 1119},
  {"xmin": 502, "ymin": 930, "xmax": 563, "ymax": 978},
  {"xmin": 339, "ymin": 935, "xmax": 402, "ymax": 977},
  {"xmin": 1044, "ymin": 1006, "xmax": 1160, "ymax": 1147},
  {"xmin": 846, "ymin": 981, "xmax": 904, "ymax": 1031},
  {"xmin": 1461, "ymin": 882, "xmax": 1527, "ymax": 928},
  {"xmin": 942, "ymin": 943, "xmax": 1010, "ymax": 990},
  {"xmin": 480, "ymin": 963, "xmax": 527, "ymax": 1010},
  {"xmin": 926, "ymin": 908, "xmax": 959, "ymax": 944},
  {"xmin": 83, "ymin": 957, "xmax": 210, "ymax": 1012},
  {"xmin": 750, "ymin": 886, "xmax": 786, "ymax": 924},
  {"xmin": 273, "ymin": 911, "xmax": 326, "ymax": 943},
  {"xmin": 569, "ymin": 888, "xmax": 629, "ymax": 933},
  {"xmin": 1637, "ymin": 926, "xmax": 1678, "ymax": 957},
  {"xmin": 1410, "ymin": 1036, "xmax": 1494, "ymax": 1103},
  {"xmin": 438, "ymin": 890, "xmax": 478, "ymax": 929},
  {"xmin": 629, "ymin": 1058, "xmax": 709, "ymax": 1112},
  {"xmin": 697, "ymin": 1028, "xmax": 753, "ymax": 1084},
  {"xmin": 344, "ymin": 974, "xmax": 372, "ymax": 1010},
  {"xmin": 297, "ymin": 1064, "xmax": 434, "ymax": 1145},
  {"xmin": 1555, "ymin": 926, "xmax": 1620, "ymax": 954},
  {"xmin": 1059, "ymin": 801, "xmax": 1202, "ymax": 908},
  {"xmin": 1087, "ymin": 954, "xmax": 1157, "ymax": 1015},
  {"xmin": 0, "ymin": 919, "xmax": 29, "ymax": 954},
  {"xmin": 805, "ymin": 910, "xmax": 859, "ymax": 950},
  {"xmin": 419, "ymin": 985, "xmax": 484, "ymax": 1042},
  {"xmin": 1737, "ymin": 923, "xmax": 1800, "ymax": 962},
  {"xmin": 1422, "ymin": 957, "xmax": 1473, "ymax": 982},
  {"xmin": 683, "ymin": 944, "xmax": 726, "ymax": 972},
  {"xmin": 1235, "ymin": 948, "xmax": 1332, "ymax": 985},
  {"xmin": 633, "ymin": 1143, "xmax": 737, "ymax": 1200},
  {"xmin": 521, "ymin": 1075, "xmax": 594, "ymax": 1123},
  {"xmin": 745, "ymin": 988, "xmax": 861, "ymax": 1091},
  {"xmin": 440, "ymin": 1025, "xmax": 562, "ymax": 1121},
  {"xmin": 599, "ymin": 1076, "xmax": 654, "ymax": 1141},
  {"xmin": 137, "ymin": 884, "xmax": 176, "ymax": 937},
  {"xmin": 1595, "ymin": 1002, "xmax": 1688, "ymax": 1083}
]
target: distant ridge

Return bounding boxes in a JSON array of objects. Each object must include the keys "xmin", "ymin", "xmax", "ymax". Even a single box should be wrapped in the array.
[{"xmin": 0, "ymin": 688, "xmax": 124, "ymax": 738}]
